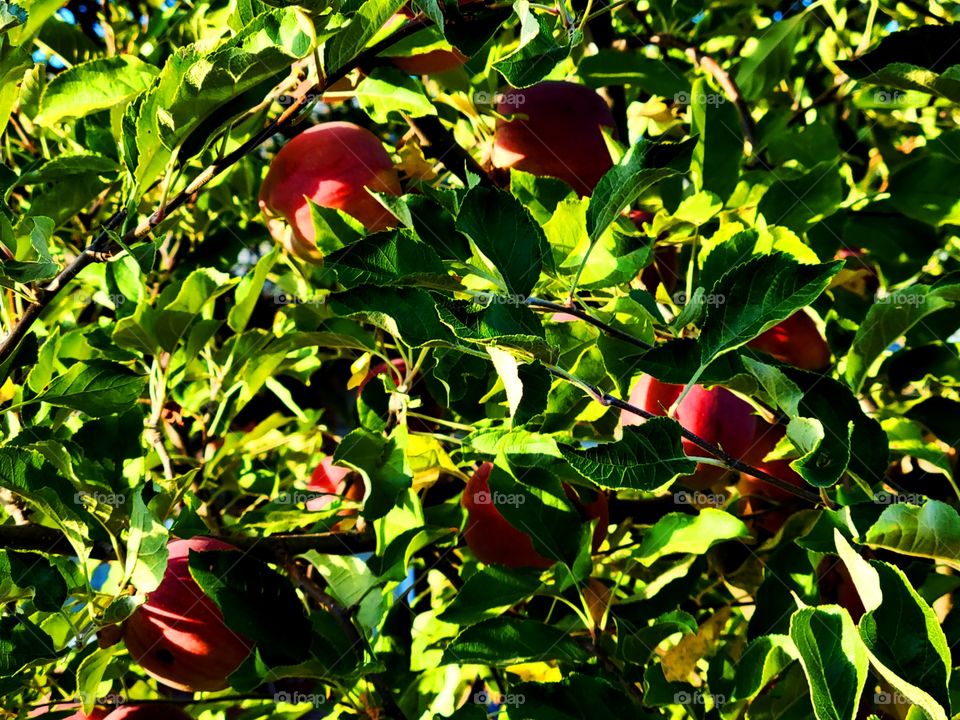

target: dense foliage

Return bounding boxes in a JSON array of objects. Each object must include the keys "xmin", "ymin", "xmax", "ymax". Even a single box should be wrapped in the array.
[{"xmin": 0, "ymin": 0, "xmax": 958, "ymax": 718}]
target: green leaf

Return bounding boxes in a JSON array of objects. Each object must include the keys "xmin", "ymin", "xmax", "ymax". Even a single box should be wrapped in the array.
[
  {"xmin": 436, "ymin": 300, "xmax": 552, "ymax": 361},
  {"xmin": 133, "ymin": 8, "xmax": 315, "ymax": 186},
  {"xmin": 494, "ymin": 14, "xmax": 570, "ymax": 87},
  {"xmin": 757, "ymin": 162, "xmax": 844, "ymax": 232},
  {"xmin": 334, "ymin": 428, "xmax": 412, "ymax": 520},
  {"xmin": 354, "ymin": 66, "xmax": 437, "ymax": 123},
  {"xmin": 689, "ymin": 77, "xmax": 741, "ymax": 201},
  {"xmin": 440, "ymin": 566, "xmax": 543, "ymax": 626},
  {"xmin": 617, "ymin": 610, "xmax": 697, "ymax": 664},
  {"xmin": 0, "ymin": 550, "xmax": 66, "ymax": 612},
  {"xmin": 329, "ymin": 286, "xmax": 457, "ymax": 348},
  {"xmin": 76, "ymin": 645, "xmax": 122, "ymax": 715},
  {"xmin": 35, "ymin": 55, "xmax": 158, "ymax": 126},
  {"xmin": 38, "ymin": 361, "xmax": 147, "ymax": 417},
  {"xmin": 790, "ymin": 606, "xmax": 869, "ymax": 720},
  {"xmin": 731, "ymin": 634, "xmax": 799, "ymax": 702},
  {"xmin": 124, "ymin": 491, "xmax": 169, "ymax": 593},
  {"xmin": 699, "ymin": 254, "xmax": 841, "ymax": 365},
  {"xmin": 838, "ymin": 24, "xmax": 960, "ymax": 103},
  {"xmin": 325, "ymin": 230, "xmax": 452, "ymax": 290},
  {"xmin": 849, "ymin": 556, "xmax": 952, "ymax": 720},
  {"xmin": 0, "ymin": 616, "xmax": 56, "ymax": 677},
  {"xmin": 189, "ymin": 548, "xmax": 310, "ymax": 667},
  {"xmin": 862, "ymin": 500, "xmax": 960, "ymax": 571},
  {"xmin": 510, "ymin": 674, "xmax": 639, "ymax": 719},
  {"xmin": 634, "ymin": 508, "xmax": 750, "ymax": 567},
  {"xmin": 228, "ymin": 246, "xmax": 279, "ymax": 333},
  {"xmin": 324, "ymin": 0, "xmax": 406, "ymax": 74},
  {"xmin": 844, "ymin": 283, "xmax": 959, "ymax": 392},
  {"xmin": 456, "ymin": 186, "xmax": 546, "ymax": 298},
  {"xmin": 586, "ymin": 137, "xmax": 695, "ymax": 243},
  {"xmin": 18, "ymin": 153, "xmax": 120, "ymax": 184},
  {"xmin": 561, "ymin": 419, "xmax": 697, "ymax": 491},
  {"xmin": 0, "ymin": 3, "xmax": 26, "ymax": 35},
  {"xmin": 442, "ymin": 617, "xmax": 590, "ymax": 665},
  {"xmin": 735, "ymin": 13, "xmax": 805, "ymax": 101}
]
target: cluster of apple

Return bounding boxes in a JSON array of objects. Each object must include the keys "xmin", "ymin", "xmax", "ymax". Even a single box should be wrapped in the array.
[{"xmin": 258, "ymin": 80, "xmax": 622, "ymax": 261}]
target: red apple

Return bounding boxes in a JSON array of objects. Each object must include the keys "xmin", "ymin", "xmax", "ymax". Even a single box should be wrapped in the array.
[
  {"xmin": 103, "ymin": 706, "xmax": 193, "ymax": 720},
  {"xmin": 817, "ymin": 557, "xmax": 866, "ymax": 623},
  {"xmin": 746, "ymin": 311, "xmax": 830, "ymax": 371},
  {"xmin": 389, "ymin": 48, "xmax": 467, "ymax": 74},
  {"xmin": 122, "ymin": 538, "xmax": 253, "ymax": 692},
  {"xmin": 461, "ymin": 462, "xmax": 608, "ymax": 568},
  {"xmin": 620, "ymin": 376, "xmax": 757, "ymax": 488},
  {"xmin": 259, "ymin": 122, "xmax": 402, "ymax": 262},
  {"xmin": 306, "ymin": 456, "xmax": 364, "ymax": 520},
  {"xmin": 492, "ymin": 81, "xmax": 616, "ymax": 196},
  {"xmin": 31, "ymin": 707, "xmax": 109, "ymax": 719},
  {"xmin": 737, "ymin": 423, "xmax": 807, "ymax": 533}
]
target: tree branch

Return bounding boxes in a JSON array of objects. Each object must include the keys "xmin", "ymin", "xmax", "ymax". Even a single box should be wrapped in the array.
[
  {"xmin": 525, "ymin": 296, "xmax": 653, "ymax": 350},
  {"xmin": 0, "ymin": 524, "xmax": 375, "ymax": 559}
]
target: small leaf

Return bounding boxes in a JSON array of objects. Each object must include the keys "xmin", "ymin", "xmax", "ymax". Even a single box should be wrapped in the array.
[
  {"xmin": 635, "ymin": 508, "xmax": 750, "ymax": 567},
  {"xmin": 862, "ymin": 500, "xmax": 960, "ymax": 571},
  {"xmin": 38, "ymin": 361, "xmax": 147, "ymax": 417},
  {"xmin": 442, "ymin": 617, "xmax": 589, "ymax": 665},
  {"xmin": 440, "ymin": 566, "xmax": 543, "ymax": 626}
]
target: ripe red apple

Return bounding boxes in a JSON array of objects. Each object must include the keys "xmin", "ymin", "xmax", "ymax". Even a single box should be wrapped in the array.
[
  {"xmin": 122, "ymin": 538, "xmax": 253, "ymax": 692},
  {"xmin": 306, "ymin": 456, "xmax": 365, "ymax": 520},
  {"xmin": 103, "ymin": 706, "xmax": 193, "ymax": 720},
  {"xmin": 492, "ymin": 81, "xmax": 616, "ymax": 196},
  {"xmin": 746, "ymin": 311, "xmax": 830, "ymax": 371},
  {"xmin": 737, "ymin": 423, "xmax": 807, "ymax": 533},
  {"xmin": 461, "ymin": 462, "xmax": 608, "ymax": 568},
  {"xmin": 259, "ymin": 122, "xmax": 402, "ymax": 261},
  {"xmin": 390, "ymin": 48, "xmax": 467, "ymax": 74},
  {"xmin": 620, "ymin": 376, "xmax": 757, "ymax": 488}
]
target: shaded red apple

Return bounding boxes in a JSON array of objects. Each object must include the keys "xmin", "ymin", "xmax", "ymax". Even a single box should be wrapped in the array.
[
  {"xmin": 737, "ymin": 423, "xmax": 807, "ymax": 533},
  {"xmin": 259, "ymin": 122, "xmax": 401, "ymax": 262},
  {"xmin": 461, "ymin": 462, "xmax": 608, "ymax": 568},
  {"xmin": 104, "ymin": 706, "xmax": 193, "ymax": 720},
  {"xmin": 746, "ymin": 311, "xmax": 830, "ymax": 371},
  {"xmin": 306, "ymin": 456, "xmax": 365, "ymax": 523},
  {"xmin": 31, "ymin": 707, "xmax": 109, "ymax": 719},
  {"xmin": 390, "ymin": 48, "xmax": 468, "ymax": 74},
  {"xmin": 492, "ymin": 81, "xmax": 616, "ymax": 196},
  {"xmin": 123, "ymin": 538, "xmax": 253, "ymax": 692},
  {"xmin": 817, "ymin": 557, "xmax": 866, "ymax": 624},
  {"xmin": 620, "ymin": 376, "xmax": 757, "ymax": 488}
]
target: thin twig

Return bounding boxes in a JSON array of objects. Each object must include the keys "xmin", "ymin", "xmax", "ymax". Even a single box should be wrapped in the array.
[{"xmin": 525, "ymin": 296, "xmax": 653, "ymax": 350}]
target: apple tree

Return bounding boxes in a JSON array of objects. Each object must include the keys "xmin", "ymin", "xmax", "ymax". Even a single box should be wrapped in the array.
[{"xmin": 0, "ymin": 0, "xmax": 958, "ymax": 718}]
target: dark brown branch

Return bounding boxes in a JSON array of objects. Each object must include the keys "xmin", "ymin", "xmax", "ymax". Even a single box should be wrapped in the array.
[
  {"xmin": 0, "ymin": 18, "xmax": 434, "ymax": 365},
  {"xmin": 525, "ymin": 297, "xmax": 653, "ymax": 350},
  {"xmin": 0, "ymin": 524, "xmax": 375, "ymax": 559}
]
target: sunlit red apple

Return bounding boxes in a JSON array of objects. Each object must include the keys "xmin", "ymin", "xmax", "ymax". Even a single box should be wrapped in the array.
[
  {"xmin": 492, "ymin": 81, "xmax": 616, "ymax": 196},
  {"xmin": 259, "ymin": 122, "xmax": 401, "ymax": 262},
  {"xmin": 123, "ymin": 538, "xmax": 253, "ymax": 692},
  {"xmin": 620, "ymin": 376, "xmax": 757, "ymax": 488},
  {"xmin": 306, "ymin": 456, "xmax": 365, "ymax": 522},
  {"xmin": 461, "ymin": 462, "xmax": 608, "ymax": 568},
  {"xmin": 103, "ymin": 706, "xmax": 193, "ymax": 720},
  {"xmin": 746, "ymin": 311, "xmax": 830, "ymax": 371}
]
